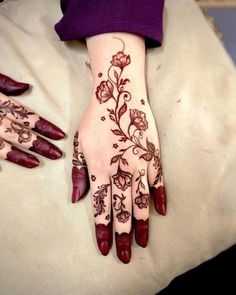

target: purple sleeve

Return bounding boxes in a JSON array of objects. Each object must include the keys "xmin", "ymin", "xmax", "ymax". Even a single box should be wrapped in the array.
[{"xmin": 55, "ymin": 0, "xmax": 165, "ymax": 48}]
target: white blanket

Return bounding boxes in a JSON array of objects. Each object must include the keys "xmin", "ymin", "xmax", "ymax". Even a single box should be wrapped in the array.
[{"xmin": 0, "ymin": 0, "xmax": 236, "ymax": 294}]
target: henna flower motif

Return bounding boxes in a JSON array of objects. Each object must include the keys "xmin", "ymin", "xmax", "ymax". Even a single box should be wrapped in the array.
[
  {"xmin": 111, "ymin": 51, "xmax": 131, "ymax": 69},
  {"xmin": 96, "ymin": 80, "xmax": 114, "ymax": 104},
  {"xmin": 18, "ymin": 130, "xmax": 32, "ymax": 143},
  {"xmin": 113, "ymin": 143, "xmax": 118, "ymax": 149},
  {"xmin": 130, "ymin": 109, "xmax": 148, "ymax": 131},
  {"xmin": 91, "ymin": 175, "xmax": 96, "ymax": 182},
  {"xmin": 101, "ymin": 116, "xmax": 106, "ymax": 121},
  {"xmin": 112, "ymin": 167, "xmax": 132, "ymax": 191},
  {"xmin": 135, "ymin": 192, "xmax": 149, "ymax": 209},
  {"xmin": 116, "ymin": 210, "xmax": 130, "ymax": 223}
]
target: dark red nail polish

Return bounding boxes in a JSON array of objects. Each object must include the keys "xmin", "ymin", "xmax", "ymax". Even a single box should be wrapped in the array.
[
  {"xmin": 0, "ymin": 73, "xmax": 29, "ymax": 96},
  {"xmin": 115, "ymin": 231, "xmax": 132, "ymax": 264},
  {"xmin": 71, "ymin": 166, "xmax": 89, "ymax": 203},
  {"xmin": 29, "ymin": 136, "xmax": 62, "ymax": 160},
  {"xmin": 6, "ymin": 146, "xmax": 39, "ymax": 168},
  {"xmin": 32, "ymin": 117, "xmax": 65, "ymax": 140},
  {"xmin": 95, "ymin": 223, "xmax": 113, "ymax": 256},
  {"xmin": 150, "ymin": 186, "xmax": 167, "ymax": 216},
  {"xmin": 134, "ymin": 218, "xmax": 149, "ymax": 248}
]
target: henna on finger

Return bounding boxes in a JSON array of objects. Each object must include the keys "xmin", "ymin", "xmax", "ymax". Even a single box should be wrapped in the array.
[
  {"xmin": 29, "ymin": 136, "xmax": 62, "ymax": 160},
  {"xmin": 0, "ymin": 73, "xmax": 29, "ymax": 96},
  {"xmin": 71, "ymin": 131, "xmax": 89, "ymax": 202},
  {"xmin": 95, "ymin": 222, "xmax": 113, "ymax": 256},
  {"xmin": 0, "ymin": 96, "xmax": 65, "ymax": 140},
  {"xmin": 115, "ymin": 231, "xmax": 132, "ymax": 264},
  {"xmin": 150, "ymin": 186, "xmax": 167, "ymax": 216},
  {"xmin": 133, "ymin": 218, "xmax": 149, "ymax": 248}
]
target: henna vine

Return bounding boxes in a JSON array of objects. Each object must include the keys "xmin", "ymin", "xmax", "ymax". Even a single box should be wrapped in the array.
[
  {"xmin": 134, "ymin": 169, "xmax": 149, "ymax": 209},
  {"xmin": 5, "ymin": 122, "xmax": 32, "ymax": 144},
  {"xmin": 72, "ymin": 131, "xmax": 87, "ymax": 167},
  {"xmin": 95, "ymin": 38, "xmax": 162, "ymax": 190},
  {"xmin": 0, "ymin": 138, "xmax": 5, "ymax": 150},
  {"xmin": 113, "ymin": 194, "xmax": 130, "ymax": 223},
  {"xmin": 93, "ymin": 184, "xmax": 110, "ymax": 217},
  {"xmin": 0, "ymin": 99, "xmax": 34, "ymax": 120}
]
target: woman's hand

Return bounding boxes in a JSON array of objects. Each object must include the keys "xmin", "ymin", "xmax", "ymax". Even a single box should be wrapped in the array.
[
  {"xmin": 71, "ymin": 33, "xmax": 167, "ymax": 263},
  {"xmin": 0, "ymin": 73, "xmax": 65, "ymax": 168}
]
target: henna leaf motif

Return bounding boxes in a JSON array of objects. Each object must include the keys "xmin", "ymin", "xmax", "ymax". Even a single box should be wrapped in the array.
[
  {"xmin": 140, "ymin": 153, "xmax": 153, "ymax": 161},
  {"xmin": 93, "ymin": 184, "xmax": 110, "ymax": 217},
  {"xmin": 118, "ymin": 102, "xmax": 127, "ymax": 119},
  {"xmin": 111, "ymin": 129, "xmax": 123, "ymax": 136},
  {"xmin": 110, "ymin": 154, "xmax": 121, "ymax": 165}
]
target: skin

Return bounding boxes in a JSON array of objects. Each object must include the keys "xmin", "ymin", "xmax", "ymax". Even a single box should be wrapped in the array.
[
  {"xmin": 71, "ymin": 33, "xmax": 167, "ymax": 264},
  {"xmin": 0, "ymin": 73, "xmax": 65, "ymax": 168}
]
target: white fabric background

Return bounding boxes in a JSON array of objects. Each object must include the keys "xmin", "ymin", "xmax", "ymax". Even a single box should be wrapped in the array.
[{"xmin": 0, "ymin": 0, "xmax": 236, "ymax": 294}]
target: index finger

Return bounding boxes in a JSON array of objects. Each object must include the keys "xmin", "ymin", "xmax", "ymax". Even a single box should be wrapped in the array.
[{"xmin": 0, "ymin": 93, "xmax": 65, "ymax": 140}]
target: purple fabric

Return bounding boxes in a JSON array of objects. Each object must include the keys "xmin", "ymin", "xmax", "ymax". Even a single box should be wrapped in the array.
[{"xmin": 55, "ymin": 0, "xmax": 165, "ymax": 48}]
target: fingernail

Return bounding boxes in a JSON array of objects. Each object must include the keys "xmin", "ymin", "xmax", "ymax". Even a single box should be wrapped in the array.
[
  {"xmin": 96, "ymin": 223, "xmax": 112, "ymax": 256},
  {"xmin": 115, "ymin": 232, "xmax": 132, "ymax": 264},
  {"xmin": 71, "ymin": 166, "xmax": 89, "ymax": 202},
  {"xmin": 120, "ymin": 250, "xmax": 130, "ymax": 264},
  {"xmin": 151, "ymin": 186, "xmax": 167, "ymax": 216},
  {"xmin": 29, "ymin": 136, "xmax": 63, "ymax": 160},
  {"xmin": 0, "ymin": 73, "xmax": 30, "ymax": 96},
  {"xmin": 134, "ymin": 218, "xmax": 149, "ymax": 248},
  {"xmin": 33, "ymin": 117, "xmax": 65, "ymax": 140},
  {"xmin": 6, "ymin": 147, "xmax": 39, "ymax": 168}
]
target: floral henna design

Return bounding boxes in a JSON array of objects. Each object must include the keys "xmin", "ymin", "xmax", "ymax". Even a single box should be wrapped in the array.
[
  {"xmin": 95, "ymin": 38, "xmax": 162, "ymax": 191},
  {"xmin": 134, "ymin": 169, "xmax": 149, "ymax": 209},
  {"xmin": 72, "ymin": 131, "xmax": 87, "ymax": 168},
  {"xmin": 5, "ymin": 122, "xmax": 32, "ymax": 144},
  {"xmin": 113, "ymin": 193, "xmax": 130, "ymax": 223},
  {"xmin": 93, "ymin": 184, "xmax": 110, "ymax": 218},
  {"xmin": 0, "ymin": 99, "xmax": 34, "ymax": 120}
]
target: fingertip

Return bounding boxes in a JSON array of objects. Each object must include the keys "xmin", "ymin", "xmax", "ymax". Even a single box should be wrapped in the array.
[
  {"xmin": 151, "ymin": 186, "xmax": 167, "ymax": 216},
  {"xmin": 71, "ymin": 166, "xmax": 89, "ymax": 203},
  {"xmin": 95, "ymin": 223, "xmax": 113, "ymax": 256},
  {"xmin": 134, "ymin": 218, "xmax": 149, "ymax": 248},
  {"xmin": 115, "ymin": 231, "xmax": 132, "ymax": 264}
]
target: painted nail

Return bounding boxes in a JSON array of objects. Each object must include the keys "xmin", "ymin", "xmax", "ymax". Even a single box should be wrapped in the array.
[
  {"xmin": 32, "ymin": 117, "xmax": 65, "ymax": 140},
  {"xmin": 95, "ymin": 223, "xmax": 113, "ymax": 256},
  {"xmin": 150, "ymin": 186, "xmax": 167, "ymax": 216},
  {"xmin": 71, "ymin": 166, "xmax": 89, "ymax": 203},
  {"xmin": 6, "ymin": 146, "xmax": 39, "ymax": 168},
  {"xmin": 29, "ymin": 136, "xmax": 62, "ymax": 160},
  {"xmin": 0, "ymin": 73, "xmax": 29, "ymax": 96},
  {"xmin": 134, "ymin": 218, "xmax": 149, "ymax": 248},
  {"xmin": 115, "ymin": 231, "xmax": 132, "ymax": 264}
]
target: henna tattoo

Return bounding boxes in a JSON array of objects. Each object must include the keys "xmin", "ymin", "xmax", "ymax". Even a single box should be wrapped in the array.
[
  {"xmin": 98, "ymin": 72, "xmax": 103, "ymax": 78},
  {"xmin": 113, "ymin": 193, "xmax": 130, "ymax": 223},
  {"xmin": 0, "ymin": 98, "xmax": 34, "ymax": 120},
  {"xmin": 0, "ymin": 138, "xmax": 5, "ymax": 150},
  {"xmin": 93, "ymin": 184, "xmax": 110, "ymax": 217},
  {"xmin": 105, "ymin": 214, "xmax": 110, "ymax": 220},
  {"xmin": 141, "ymin": 99, "xmax": 145, "ymax": 105},
  {"xmin": 91, "ymin": 175, "xmax": 96, "ymax": 182},
  {"xmin": 5, "ymin": 122, "xmax": 32, "ymax": 144},
  {"xmin": 29, "ymin": 136, "xmax": 62, "ymax": 159},
  {"xmin": 113, "ymin": 143, "xmax": 118, "ymax": 149},
  {"xmin": 134, "ymin": 169, "xmax": 149, "ymax": 209},
  {"xmin": 6, "ymin": 146, "xmax": 39, "ymax": 168},
  {"xmin": 72, "ymin": 131, "xmax": 86, "ymax": 167},
  {"xmin": 32, "ymin": 117, "xmax": 65, "ymax": 140},
  {"xmin": 0, "ymin": 73, "xmax": 29, "ymax": 96},
  {"xmin": 95, "ymin": 38, "xmax": 162, "ymax": 191},
  {"xmin": 101, "ymin": 116, "xmax": 106, "ymax": 121},
  {"xmin": 72, "ymin": 131, "xmax": 89, "ymax": 203}
]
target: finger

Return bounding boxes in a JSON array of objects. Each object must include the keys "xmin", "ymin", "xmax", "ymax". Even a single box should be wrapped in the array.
[
  {"xmin": 132, "ymin": 169, "xmax": 150, "ymax": 248},
  {"xmin": 111, "ymin": 169, "xmax": 133, "ymax": 264},
  {"xmin": 0, "ymin": 116, "xmax": 62, "ymax": 160},
  {"xmin": 0, "ymin": 137, "xmax": 39, "ymax": 168},
  {"xmin": 0, "ymin": 93, "xmax": 65, "ymax": 140},
  {"xmin": 147, "ymin": 146, "xmax": 167, "ymax": 216},
  {"xmin": 71, "ymin": 131, "xmax": 89, "ymax": 203},
  {"xmin": 0, "ymin": 73, "xmax": 29, "ymax": 96},
  {"xmin": 90, "ymin": 175, "xmax": 112, "ymax": 256}
]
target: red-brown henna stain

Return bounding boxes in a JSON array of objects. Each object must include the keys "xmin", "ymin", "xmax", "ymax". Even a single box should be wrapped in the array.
[
  {"xmin": 29, "ymin": 136, "xmax": 62, "ymax": 160},
  {"xmin": 91, "ymin": 175, "xmax": 96, "ymax": 182},
  {"xmin": 115, "ymin": 231, "xmax": 132, "ymax": 264},
  {"xmin": 133, "ymin": 218, "xmax": 149, "ymax": 248},
  {"xmin": 95, "ymin": 222, "xmax": 113, "ymax": 256},
  {"xmin": 71, "ymin": 131, "xmax": 89, "ymax": 203},
  {"xmin": 5, "ymin": 122, "xmax": 32, "ymax": 144},
  {"xmin": 0, "ymin": 98, "xmax": 34, "ymax": 120},
  {"xmin": 113, "ymin": 193, "xmax": 130, "ymax": 223},
  {"xmin": 0, "ymin": 73, "xmax": 29, "ymax": 96},
  {"xmin": 150, "ymin": 186, "xmax": 167, "ymax": 216},
  {"xmin": 93, "ymin": 184, "xmax": 110, "ymax": 217},
  {"xmin": 6, "ymin": 146, "xmax": 39, "ymax": 168},
  {"xmin": 134, "ymin": 169, "xmax": 149, "ymax": 209},
  {"xmin": 32, "ymin": 117, "xmax": 65, "ymax": 140}
]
